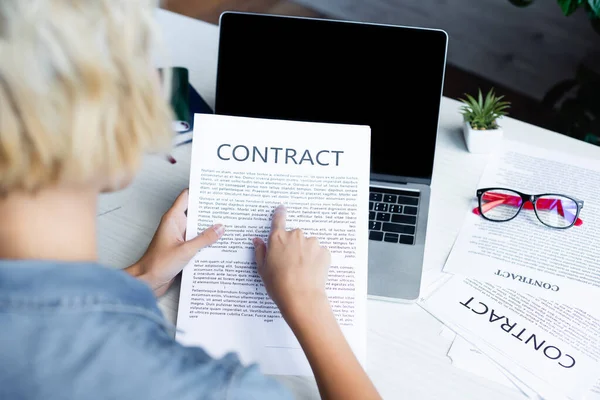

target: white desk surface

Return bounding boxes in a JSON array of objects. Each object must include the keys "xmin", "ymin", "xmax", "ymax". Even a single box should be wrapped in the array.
[{"xmin": 97, "ymin": 9, "xmax": 600, "ymax": 400}]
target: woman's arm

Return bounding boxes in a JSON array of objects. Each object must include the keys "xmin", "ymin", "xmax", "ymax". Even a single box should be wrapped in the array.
[
  {"xmin": 253, "ymin": 206, "xmax": 381, "ymax": 400},
  {"xmin": 287, "ymin": 294, "xmax": 380, "ymax": 400},
  {"xmin": 124, "ymin": 191, "xmax": 380, "ymax": 399}
]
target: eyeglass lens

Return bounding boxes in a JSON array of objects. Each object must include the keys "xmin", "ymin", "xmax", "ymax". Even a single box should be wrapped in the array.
[
  {"xmin": 480, "ymin": 189, "xmax": 523, "ymax": 222},
  {"xmin": 534, "ymin": 195, "xmax": 578, "ymax": 228}
]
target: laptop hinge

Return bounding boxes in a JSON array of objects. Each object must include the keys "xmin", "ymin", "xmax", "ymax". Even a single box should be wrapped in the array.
[{"xmin": 370, "ymin": 173, "xmax": 431, "ymax": 186}]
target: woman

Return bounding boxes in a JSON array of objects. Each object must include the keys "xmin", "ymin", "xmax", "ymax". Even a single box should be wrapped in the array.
[{"xmin": 0, "ymin": 1, "xmax": 381, "ymax": 399}]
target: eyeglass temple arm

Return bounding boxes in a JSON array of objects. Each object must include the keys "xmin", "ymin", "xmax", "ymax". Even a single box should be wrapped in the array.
[
  {"xmin": 472, "ymin": 194, "xmax": 514, "ymax": 215},
  {"xmin": 472, "ymin": 192, "xmax": 583, "ymax": 226}
]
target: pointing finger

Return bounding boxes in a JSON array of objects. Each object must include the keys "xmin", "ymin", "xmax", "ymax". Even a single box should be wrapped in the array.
[
  {"xmin": 253, "ymin": 237, "xmax": 267, "ymax": 270},
  {"xmin": 271, "ymin": 205, "xmax": 287, "ymax": 232}
]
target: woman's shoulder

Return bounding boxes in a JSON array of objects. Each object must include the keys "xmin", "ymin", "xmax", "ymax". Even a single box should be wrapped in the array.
[{"xmin": 0, "ymin": 259, "xmax": 292, "ymax": 399}]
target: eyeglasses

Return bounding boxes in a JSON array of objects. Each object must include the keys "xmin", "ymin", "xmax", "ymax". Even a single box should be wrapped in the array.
[{"xmin": 472, "ymin": 188, "xmax": 584, "ymax": 229}]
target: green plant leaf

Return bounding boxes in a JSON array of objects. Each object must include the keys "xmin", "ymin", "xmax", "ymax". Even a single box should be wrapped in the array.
[
  {"xmin": 588, "ymin": 0, "xmax": 600, "ymax": 15},
  {"xmin": 484, "ymin": 89, "xmax": 494, "ymax": 113},
  {"xmin": 584, "ymin": 133, "xmax": 600, "ymax": 144},
  {"xmin": 557, "ymin": 0, "xmax": 582, "ymax": 15},
  {"xmin": 461, "ymin": 88, "xmax": 511, "ymax": 129},
  {"xmin": 464, "ymin": 93, "xmax": 479, "ymax": 111}
]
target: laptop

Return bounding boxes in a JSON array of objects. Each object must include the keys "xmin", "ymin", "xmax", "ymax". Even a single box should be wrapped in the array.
[{"xmin": 214, "ymin": 11, "xmax": 448, "ymax": 302}]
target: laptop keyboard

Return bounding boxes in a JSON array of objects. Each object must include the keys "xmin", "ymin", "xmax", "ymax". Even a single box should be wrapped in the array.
[{"xmin": 369, "ymin": 187, "xmax": 419, "ymax": 245}]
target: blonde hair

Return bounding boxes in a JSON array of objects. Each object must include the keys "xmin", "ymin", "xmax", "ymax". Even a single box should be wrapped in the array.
[{"xmin": 0, "ymin": 0, "xmax": 173, "ymax": 195}]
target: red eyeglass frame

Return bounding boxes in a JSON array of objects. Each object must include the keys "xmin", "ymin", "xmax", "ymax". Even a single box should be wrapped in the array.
[{"xmin": 472, "ymin": 189, "xmax": 584, "ymax": 228}]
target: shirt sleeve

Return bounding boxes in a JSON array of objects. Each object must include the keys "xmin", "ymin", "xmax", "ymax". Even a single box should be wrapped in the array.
[{"xmin": 82, "ymin": 312, "xmax": 295, "ymax": 400}]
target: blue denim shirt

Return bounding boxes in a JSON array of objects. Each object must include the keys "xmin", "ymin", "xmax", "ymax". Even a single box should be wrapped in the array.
[{"xmin": 0, "ymin": 260, "xmax": 293, "ymax": 400}]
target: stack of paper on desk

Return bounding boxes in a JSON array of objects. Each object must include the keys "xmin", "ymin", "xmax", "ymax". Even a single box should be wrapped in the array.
[
  {"xmin": 419, "ymin": 140, "xmax": 600, "ymax": 400},
  {"xmin": 442, "ymin": 327, "xmax": 600, "ymax": 400}
]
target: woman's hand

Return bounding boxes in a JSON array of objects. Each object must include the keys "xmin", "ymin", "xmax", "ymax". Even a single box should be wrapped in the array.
[
  {"xmin": 253, "ymin": 206, "xmax": 381, "ymax": 400},
  {"xmin": 125, "ymin": 189, "xmax": 224, "ymax": 296},
  {"xmin": 252, "ymin": 205, "xmax": 331, "ymax": 320}
]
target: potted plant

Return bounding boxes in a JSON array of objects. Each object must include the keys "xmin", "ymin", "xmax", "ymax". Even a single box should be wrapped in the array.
[{"xmin": 459, "ymin": 88, "xmax": 511, "ymax": 154}]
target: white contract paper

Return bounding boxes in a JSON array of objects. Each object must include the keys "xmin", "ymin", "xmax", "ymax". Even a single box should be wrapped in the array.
[
  {"xmin": 443, "ymin": 139, "xmax": 600, "ymax": 309},
  {"xmin": 447, "ymin": 335, "xmax": 600, "ymax": 400},
  {"xmin": 176, "ymin": 114, "xmax": 371, "ymax": 376},
  {"xmin": 421, "ymin": 276, "xmax": 600, "ymax": 399}
]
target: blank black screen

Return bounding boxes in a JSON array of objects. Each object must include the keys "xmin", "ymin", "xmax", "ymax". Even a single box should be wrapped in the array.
[{"xmin": 215, "ymin": 13, "xmax": 447, "ymax": 180}]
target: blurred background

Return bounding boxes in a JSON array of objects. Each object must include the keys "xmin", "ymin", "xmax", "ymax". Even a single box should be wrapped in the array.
[{"xmin": 162, "ymin": 0, "xmax": 600, "ymax": 146}]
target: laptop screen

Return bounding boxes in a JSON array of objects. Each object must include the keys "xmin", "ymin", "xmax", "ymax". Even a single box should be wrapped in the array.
[{"xmin": 215, "ymin": 12, "xmax": 448, "ymax": 181}]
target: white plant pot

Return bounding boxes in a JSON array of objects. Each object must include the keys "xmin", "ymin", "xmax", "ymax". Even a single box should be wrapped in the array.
[{"xmin": 463, "ymin": 121, "xmax": 503, "ymax": 154}]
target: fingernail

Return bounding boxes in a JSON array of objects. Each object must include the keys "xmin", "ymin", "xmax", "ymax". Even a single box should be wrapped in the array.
[
  {"xmin": 213, "ymin": 224, "xmax": 225, "ymax": 237},
  {"xmin": 252, "ymin": 238, "xmax": 260, "ymax": 246},
  {"xmin": 274, "ymin": 204, "xmax": 286, "ymax": 213}
]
